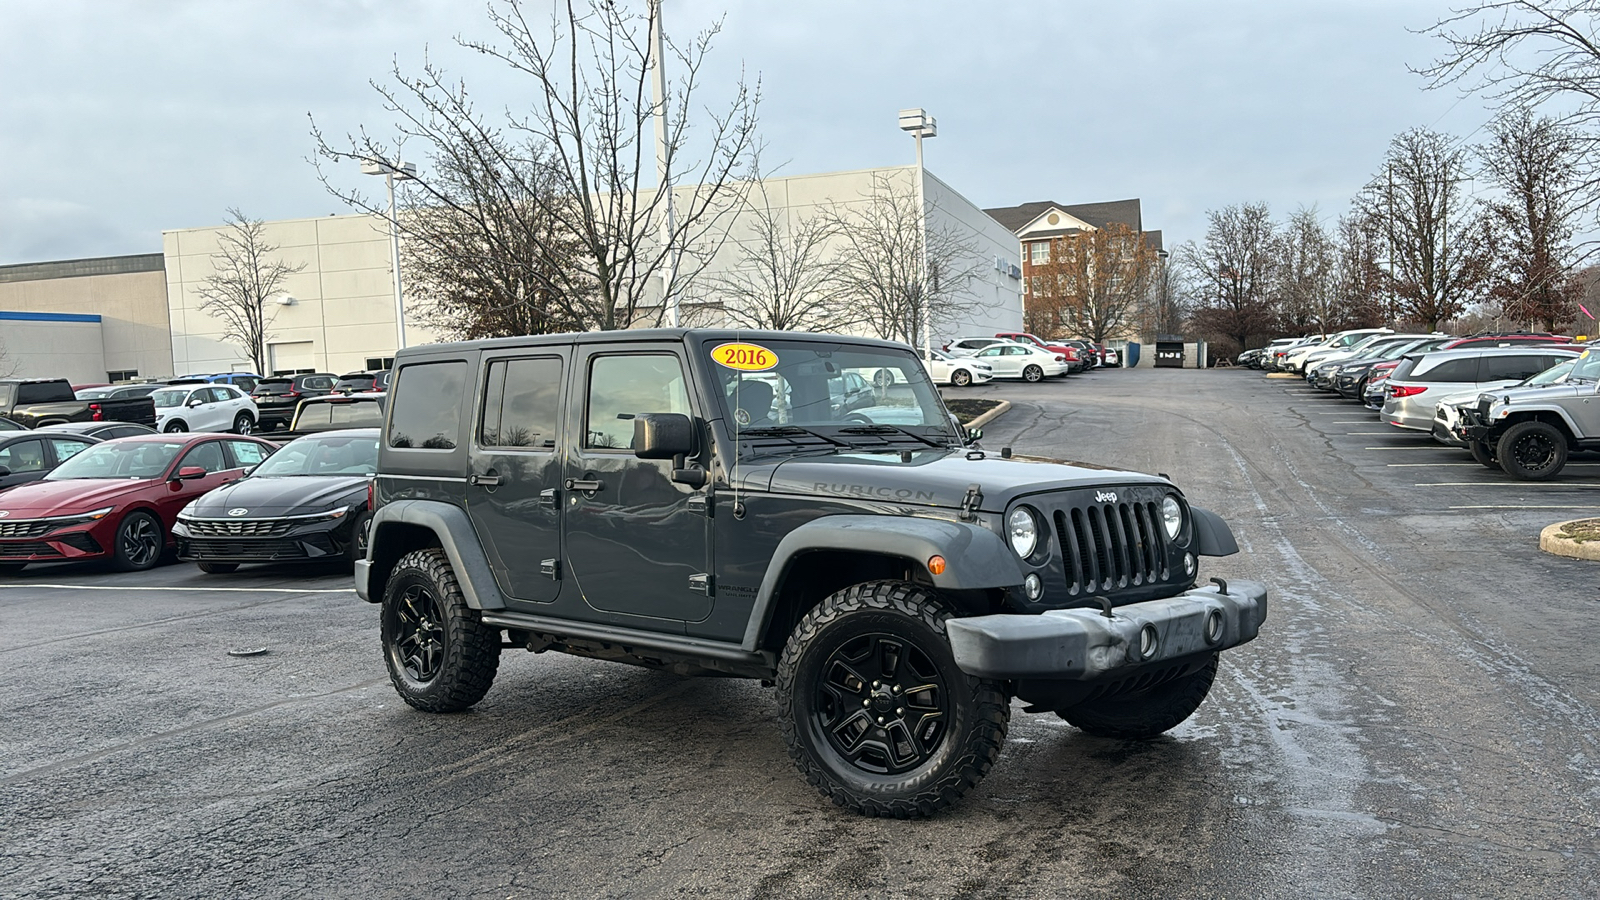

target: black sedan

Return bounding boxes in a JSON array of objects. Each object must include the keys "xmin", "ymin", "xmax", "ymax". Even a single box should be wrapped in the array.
[
  {"xmin": 172, "ymin": 428, "xmax": 377, "ymax": 573},
  {"xmin": 0, "ymin": 430, "xmax": 101, "ymax": 492},
  {"xmin": 36, "ymin": 421, "xmax": 159, "ymax": 440}
]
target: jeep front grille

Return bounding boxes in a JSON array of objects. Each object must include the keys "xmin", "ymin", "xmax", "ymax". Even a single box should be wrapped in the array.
[{"xmin": 1052, "ymin": 501, "xmax": 1169, "ymax": 595}]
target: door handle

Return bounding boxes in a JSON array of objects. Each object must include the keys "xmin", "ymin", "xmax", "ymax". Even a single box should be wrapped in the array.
[
  {"xmin": 469, "ymin": 473, "xmax": 502, "ymax": 487},
  {"xmin": 565, "ymin": 478, "xmax": 603, "ymax": 492}
]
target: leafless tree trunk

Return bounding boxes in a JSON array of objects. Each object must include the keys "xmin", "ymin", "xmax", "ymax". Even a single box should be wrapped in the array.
[
  {"xmin": 1030, "ymin": 223, "xmax": 1159, "ymax": 343},
  {"xmin": 194, "ymin": 210, "xmax": 303, "ymax": 375},
  {"xmin": 1334, "ymin": 212, "xmax": 1392, "ymax": 328},
  {"xmin": 1180, "ymin": 203, "xmax": 1278, "ymax": 353},
  {"xmin": 821, "ymin": 173, "xmax": 985, "ymax": 347},
  {"xmin": 1479, "ymin": 109, "xmax": 1586, "ymax": 330},
  {"xmin": 1357, "ymin": 129, "xmax": 1492, "ymax": 330},
  {"xmin": 1273, "ymin": 207, "xmax": 1342, "ymax": 333},
  {"xmin": 707, "ymin": 180, "xmax": 854, "ymax": 332}
]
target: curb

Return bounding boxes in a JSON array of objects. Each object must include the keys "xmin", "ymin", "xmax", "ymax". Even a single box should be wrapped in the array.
[
  {"xmin": 1265, "ymin": 373, "xmax": 1302, "ymax": 380},
  {"xmin": 1539, "ymin": 519, "xmax": 1600, "ymax": 561},
  {"xmin": 967, "ymin": 400, "xmax": 1013, "ymax": 431}
]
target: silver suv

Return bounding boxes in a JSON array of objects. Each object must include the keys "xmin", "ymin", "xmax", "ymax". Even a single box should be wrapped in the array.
[{"xmin": 1380, "ymin": 346, "xmax": 1582, "ymax": 431}]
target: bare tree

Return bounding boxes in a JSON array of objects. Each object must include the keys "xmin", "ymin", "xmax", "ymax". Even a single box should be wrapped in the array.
[
  {"xmin": 1479, "ymin": 109, "xmax": 1586, "ymax": 330},
  {"xmin": 194, "ymin": 210, "xmax": 304, "ymax": 375},
  {"xmin": 1358, "ymin": 129, "xmax": 1492, "ymax": 330},
  {"xmin": 1333, "ymin": 211, "xmax": 1392, "ymax": 328},
  {"xmin": 708, "ymin": 181, "xmax": 854, "ymax": 331},
  {"xmin": 1180, "ymin": 203, "xmax": 1278, "ymax": 354},
  {"xmin": 1029, "ymin": 223, "xmax": 1160, "ymax": 342},
  {"xmin": 822, "ymin": 172, "xmax": 984, "ymax": 347},
  {"xmin": 314, "ymin": 0, "xmax": 760, "ymax": 333},
  {"xmin": 1273, "ymin": 207, "xmax": 1342, "ymax": 333}
]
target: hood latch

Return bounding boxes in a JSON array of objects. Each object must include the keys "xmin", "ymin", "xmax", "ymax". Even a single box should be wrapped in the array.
[{"xmin": 959, "ymin": 483, "xmax": 983, "ymax": 522}]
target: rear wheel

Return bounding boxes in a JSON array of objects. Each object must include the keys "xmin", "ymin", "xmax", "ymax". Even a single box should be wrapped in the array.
[
  {"xmin": 1057, "ymin": 654, "xmax": 1219, "ymax": 739},
  {"xmin": 1022, "ymin": 364, "xmax": 1044, "ymax": 383},
  {"xmin": 232, "ymin": 413, "xmax": 254, "ymax": 435},
  {"xmin": 777, "ymin": 580, "xmax": 1010, "ymax": 817},
  {"xmin": 381, "ymin": 548, "xmax": 501, "ymax": 712},
  {"xmin": 1498, "ymin": 420, "xmax": 1568, "ymax": 480},
  {"xmin": 951, "ymin": 368, "xmax": 972, "ymax": 387},
  {"xmin": 1469, "ymin": 439, "xmax": 1498, "ymax": 470},
  {"xmin": 198, "ymin": 562, "xmax": 239, "ymax": 574},
  {"xmin": 112, "ymin": 511, "xmax": 164, "ymax": 571}
]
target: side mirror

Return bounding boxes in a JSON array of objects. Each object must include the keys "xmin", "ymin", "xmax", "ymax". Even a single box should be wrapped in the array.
[
  {"xmin": 0, "ymin": 466, "xmax": 10, "ymax": 477},
  {"xmin": 966, "ymin": 426, "xmax": 983, "ymax": 443},
  {"xmin": 632, "ymin": 413, "xmax": 696, "ymax": 460},
  {"xmin": 187, "ymin": 399, "xmax": 204, "ymax": 408},
  {"xmin": 174, "ymin": 466, "xmax": 208, "ymax": 481}
]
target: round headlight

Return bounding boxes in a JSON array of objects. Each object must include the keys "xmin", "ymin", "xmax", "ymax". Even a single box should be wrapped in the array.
[
  {"xmin": 1007, "ymin": 507, "xmax": 1039, "ymax": 558},
  {"xmin": 1161, "ymin": 496, "xmax": 1183, "ymax": 540}
]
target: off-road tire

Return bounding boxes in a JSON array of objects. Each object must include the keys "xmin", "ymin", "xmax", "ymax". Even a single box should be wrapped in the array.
[
  {"xmin": 381, "ymin": 548, "xmax": 500, "ymax": 713},
  {"xmin": 198, "ymin": 562, "xmax": 239, "ymax": 574},
  {"xmin": 1469, "ymin": 439, "xmax": 1498, "ymax": 470},
  {"xmin": 1022, "ymin": 364, "xmax": 1044, "ymax": 383},
  {"xmin": 776, "ymin": 580, "xmax": 1010, "ymax": 818},
  {"xmin": 1497, "ymin": 420, "xmax": 1568, "ymax": 481},
  {"xmin": 1058, "ymin": 653, "xmax": 1219, "ymax": 739},
  {"xmin": 231, "ymin": 413, "xmax": 254, "ymax": 435},
  {"xmin": 111, "ymin": 510, "xmax": 164, "ymax": 572},
  {"xmin": 951, "ymin": 368, "xmax": 972, "ymax": 387}
]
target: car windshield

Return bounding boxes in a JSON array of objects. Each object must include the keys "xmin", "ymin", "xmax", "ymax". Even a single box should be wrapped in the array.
[
  {"xmin": 1564, "ymin": 349, "xmax": 1600, "ymax": 382},
  {"xmin": 47, "ymin": 441, "xmax": 184, "ymax": 480},
  {"xmin": 252, "ymin": 435, "xmax": 378, "ymax": 477},
  {"xmin": 1525, "ymin": 359, "xmax": 1575, "ymax": 386},
  {"xmin": 705, "ymin": 339, "xmax": 958, "ymax": 450},
  {"xmin": 151, "ymin": 389, "xmax": 190, "ymax": 408}
]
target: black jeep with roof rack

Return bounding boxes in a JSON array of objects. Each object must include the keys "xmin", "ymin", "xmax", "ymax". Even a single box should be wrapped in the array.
[{"xmin": 356, "ymin": 328, "xmax": 1268, "ymax": 817}]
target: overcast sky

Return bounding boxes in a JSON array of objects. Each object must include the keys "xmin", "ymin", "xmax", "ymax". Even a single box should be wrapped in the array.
[{"xmin": 0, "ymin": 0, "xmax": 1496, "ymax": 267}]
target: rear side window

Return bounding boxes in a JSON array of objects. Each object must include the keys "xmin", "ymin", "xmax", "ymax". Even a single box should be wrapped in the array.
[
  {"xmin": 481, "ymin": 357, "xmax": 562, "ymax": 449},
  {"xmin": 1417, "ymin": 357, "xmax": 1478, "ymax": 382},
  {"xmin": 16, "ymin": 382, "xmax": 73, "ymax": 404},
  {"xmin": 1480, "ymin": 355, "xmax": 1546, "ymax": 381},
  {"xmin": 390, "ymin": 362, "xmax": 467, "ymax": 449}
]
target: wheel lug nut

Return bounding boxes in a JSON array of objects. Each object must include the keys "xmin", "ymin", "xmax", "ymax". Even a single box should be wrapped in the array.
[
  {"xmin": 872, "ymin": 681, "xmax": 880, "ymax": 688},
  {"xmin": 877, "ymin": 717, "xmax": 885, "ymax": 725},
  {"xmin": 896, "ymin": 708, "xmax": 904, "ymax": 715},
  {"xmin": 862, "ymin": 699, "xmax": 871, "ymax": 707},
  {"xmin": 892, "ymin": 685, "xmax": 901, "ymax": 693}
]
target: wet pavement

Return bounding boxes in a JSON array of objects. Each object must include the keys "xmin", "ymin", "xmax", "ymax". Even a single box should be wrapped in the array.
[{"xmin": 3, "ymin": 367, "xmax": 1598, "ymax": 898}]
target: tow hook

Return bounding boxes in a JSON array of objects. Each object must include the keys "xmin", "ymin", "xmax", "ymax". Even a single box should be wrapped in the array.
[{"xmin": 1210, "ymin": 577, "xmax": 1229, "ymax": 596}]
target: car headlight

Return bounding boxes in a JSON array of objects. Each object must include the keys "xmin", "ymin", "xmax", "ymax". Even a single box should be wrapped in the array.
[
  {"xmin": 1161, "ymin": 496, "xmax": 1183, "ymax": 540},
  {"xmin": 1007, "ymin": 507, "xmax": 1039, "ymax": 558},
  {"xmin": 46, "ymin": 506, "xmax": 115, "ymax": 531}
]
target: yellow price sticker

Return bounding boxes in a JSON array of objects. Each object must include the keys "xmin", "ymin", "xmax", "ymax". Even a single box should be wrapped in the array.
[{"xmin": 711, "ymin": 342, "xmax": 778, "ymax": 371}]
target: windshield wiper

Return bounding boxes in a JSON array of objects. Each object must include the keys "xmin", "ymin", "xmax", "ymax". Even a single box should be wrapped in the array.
[
  {"xmin": 836, "ymin": 424, "xmax": 947, "ymax": 447},
  {"xmin": 738, "ymin": 426, "xmax": 850, "ymax": 448}
]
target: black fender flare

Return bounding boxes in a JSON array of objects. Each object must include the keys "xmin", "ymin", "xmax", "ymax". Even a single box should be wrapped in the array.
[
  {"xmin": 1190, "ymin": 505, "xmax": 1239, "ymax": 557},
  {"xmin": 361, "ymin": 499, "xmax": 506, "ymax": 610},
  {"xmin": 739, "ymin": 514, "xmax": 1026, "ymax": 651}
]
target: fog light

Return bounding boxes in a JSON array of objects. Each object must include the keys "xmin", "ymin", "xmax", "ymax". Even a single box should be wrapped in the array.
[
  {"xmin": 1023, "ymin": 573, "xmax": 1043, "ymax": 600},
  {"xmin": 1183, "ymin": 553, "xmax": 1196, "ymax": 577},
  {"xmin": 1204, "ymin": 609, "xmax": 1224, "ymax": 645},
  {"xmin": 1139, "ymin": 624, "xmax": 1160, "ymax": 660}
]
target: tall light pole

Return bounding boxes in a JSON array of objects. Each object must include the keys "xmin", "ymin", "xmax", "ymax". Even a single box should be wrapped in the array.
[
  {"xmin": 650, "ymin": 0, "xmax": 680, "ymax": 327},
  {"xmin": 361, "ymin": 157, "xmax": 417, "ymax": 352},
  {"xmin": 898, "ymin": 108, "xmax": 936, "ymax": 361}
]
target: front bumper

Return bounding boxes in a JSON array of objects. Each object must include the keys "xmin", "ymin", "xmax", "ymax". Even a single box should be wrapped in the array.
[
  {"xmin": 173, "ymin": 516, "xmax": 355, "ymax": 563},
  {"xmin": 945, "ymin": 580, "xmax": 1267, "ymax": 680}
]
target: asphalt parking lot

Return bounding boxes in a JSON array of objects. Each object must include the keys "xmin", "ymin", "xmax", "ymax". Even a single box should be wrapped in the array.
[{"xmin": 4, "ymin": 367, "xmax": 1599, "ymax": 899}]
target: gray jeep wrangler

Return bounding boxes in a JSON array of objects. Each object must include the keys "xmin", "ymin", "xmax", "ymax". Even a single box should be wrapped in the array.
[
  {"xmin": 355, "ymin": 329, "xmax": 1267, "ymax": 817},
  {"xmin": 1457, "ymin": 347, "xmax": 1600, "ymax": 480}
]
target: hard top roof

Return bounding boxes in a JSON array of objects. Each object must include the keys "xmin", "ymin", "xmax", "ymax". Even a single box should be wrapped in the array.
[{"xmin": 393, "ymin": 328, "xmax": 914, "ymax": 357}]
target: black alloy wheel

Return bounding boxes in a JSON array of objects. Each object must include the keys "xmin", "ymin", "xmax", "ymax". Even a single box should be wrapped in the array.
[
  {"xmin": 393, "ymin": 581, "xmax": 447, "ymax": 683},
  {"xmin": 951, "ymin": 368, "xmax": 972, "ymax": 387},
  {"xmin": 1498, "ymin": 420, "xmax": 1568, "ymax": 481},
  {"xmin": 112, "ymin": 511, "xmax": 163, "ymax": 571},
  {"xmin": 380, "ymin": 548, "xmax": 500, "ymax": 712},
  {"xmin": 1022, "ymin": 364, "xmax": 1044, "ymax": 383},
  {"xmin": 348, "ymin": 509, "xmax": 373, "ymax": 562},
  {"xmin": 812, "ymin": 631, "xmax": 949, "ymax": 776}
]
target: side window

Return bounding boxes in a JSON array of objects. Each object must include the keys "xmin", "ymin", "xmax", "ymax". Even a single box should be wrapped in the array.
[
  {"xmin": 389, "ymin": 361, "xmax": 468, "ymax": 449},
  {"xmin": 1420, "ymin": 358, "xmax": 1478, "ymax": 382},
  {"xmin": 179, "ymin": 441, "xmax": 227, "ymax": 473},
  {"xmin": 585, "ymin": 354, "xmax": 690, "ymax": 450},
  {"xmin": 225, "ymin": 440, "xmax": 269, "ymax": 468},
  {"xmin": 1481, "ymin": 355, "xmax": 1544, "ymax": 381},
  {"xmin": 0, "ymin": 440, "xmax": 47, "ymax": 473},
  {"xmin": 480, "ymin": 357, "xmax": 562, "ymax": 449},
  {"xmin": 47, "ymin": 439, "xmax": 94, "ymax": 463}
]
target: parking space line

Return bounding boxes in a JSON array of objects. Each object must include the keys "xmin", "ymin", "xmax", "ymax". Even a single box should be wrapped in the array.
[
  {"xmin": 0, "ymin": 583, "xmax": 353, "ymax": 594},
  {"xmin": 1386, "ymin": 462, "xmax": 1600, "ymax": 467},
  {"xmin": 1415, "ymin": 482, "xmax": 1600, "ymax": 488},
  {"xmin": 1344, "ymin": 432, "xmax": 1405, "ymax": 435},
  {"xmin": 1449, "ymin": 504, "xmax": 1600, "ymax": 509},
  {"xmin": 1363, "ymin": 446, "xmax": 1442, "ymax": 450}
]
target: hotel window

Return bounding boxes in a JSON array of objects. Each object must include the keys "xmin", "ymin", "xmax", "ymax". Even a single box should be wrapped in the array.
[{"xmin": 1030, "ymin": 242, "xmax": 1050, "ymax": 265}]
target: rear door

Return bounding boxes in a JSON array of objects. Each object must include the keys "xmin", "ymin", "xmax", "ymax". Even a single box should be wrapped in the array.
[
  {"xmin": 562, "ymin": 345, "xmax": 712, "ymax": 623},
  {"xmin": 467, "ymin": 349, "xmax": 568, "ymax": 606}
]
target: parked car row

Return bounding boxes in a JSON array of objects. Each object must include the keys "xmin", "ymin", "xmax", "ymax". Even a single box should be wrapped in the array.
[
  {"xmin": 1244, "ymin": 328, "xmax": 1593, "ymax": 480},
  {"xmin": 937, "ymin": 332, "xmax": 1122, "ymax": 384}
]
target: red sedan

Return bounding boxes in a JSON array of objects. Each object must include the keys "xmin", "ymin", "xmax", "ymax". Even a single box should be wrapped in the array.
[{"xmin": 0, "ymin": 433, "xmax": 275, "ymax": 573}]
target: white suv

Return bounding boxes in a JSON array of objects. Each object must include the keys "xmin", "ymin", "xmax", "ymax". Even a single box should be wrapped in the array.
[{"xmin": 151, "ymin": 384, "xmax": 260, "ymax": 434}]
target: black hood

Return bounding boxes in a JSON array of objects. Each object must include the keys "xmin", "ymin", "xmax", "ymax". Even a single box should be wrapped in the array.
[
  {"xmin": 754, "ymin": 448, "xmax": 1171, "ymax": 512},
  {"xmin": 185, "ymin": 475, "xmax": 370, "ymax": 517}
]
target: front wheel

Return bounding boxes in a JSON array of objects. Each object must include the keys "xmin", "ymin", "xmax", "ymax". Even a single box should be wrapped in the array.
[
  {"xmin": 951, "ymin": 368, "xmax": 972, "ymax": 387},
  {"xmin": 776, "ymin": 580, "xmax": 1010, "ymax": 817},
  {"xmin": 381, "ymin": 548, "xmax": 501, "ymax": 712},
  {"xmin": 232, "ymin": 413, "xmax": 254, "ymax": 435},
  {"xmin": 347, "ymin": 509, "xmax": 373, "ymax": 563},
  {"xmin": 1022, "ymin": 364, "xmax": 1043, "ymax": 383},
  {"xmin": 164, "ymin": 421, "xmax": 187, "ymax": 433},
  {"xmin": 1057, "ymin": 654, "xmax": 1219, "ymax": 739},
  {"xmin": 1469, "ymin": 439, "xmax": 1498, "ymax": 470},
  {"xmin": 1498, "ymin": 420, "xmax": 1568, "ymax": 481},
  {"xmin": 112, "ymin": 510, "xmax": 164, "ymax": 571}
]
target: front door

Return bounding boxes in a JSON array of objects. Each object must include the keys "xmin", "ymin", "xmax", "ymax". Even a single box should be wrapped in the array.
[
  {"xmin": 563, "ymin": 347, "xmax": 712, "ymax": 623},
  {"xmin": 467, "ymin": 352, "xmax": 566, "ymax": 606}
]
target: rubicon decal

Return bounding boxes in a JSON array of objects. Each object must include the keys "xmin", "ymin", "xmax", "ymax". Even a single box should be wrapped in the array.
[{"xmin": 813, "ymin": 483, "xmax": 938, "ymax": 502}]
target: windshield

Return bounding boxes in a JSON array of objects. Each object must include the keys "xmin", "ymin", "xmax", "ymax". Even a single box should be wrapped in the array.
[
  {"xmin": 47, "ymin": 441, "xmax": 184, "ymax": 480},
  {"xmin": 1566, "ymin": 349, "xmax": 1600, "ymax": 382},
  {"xmin": 704, "ymin": 339, "xmax": 958, "ymax": 449},
  {"xmin": 1525, "ymin": 359, "xmax": 1575, "ymax": 386},
  {"xmin": 151, "ymin": 389, "xmax": 190, "ymax": 408},
  {"xmin": 252, "ymin": 435, "xmax": 378, "ymax": 477}
]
